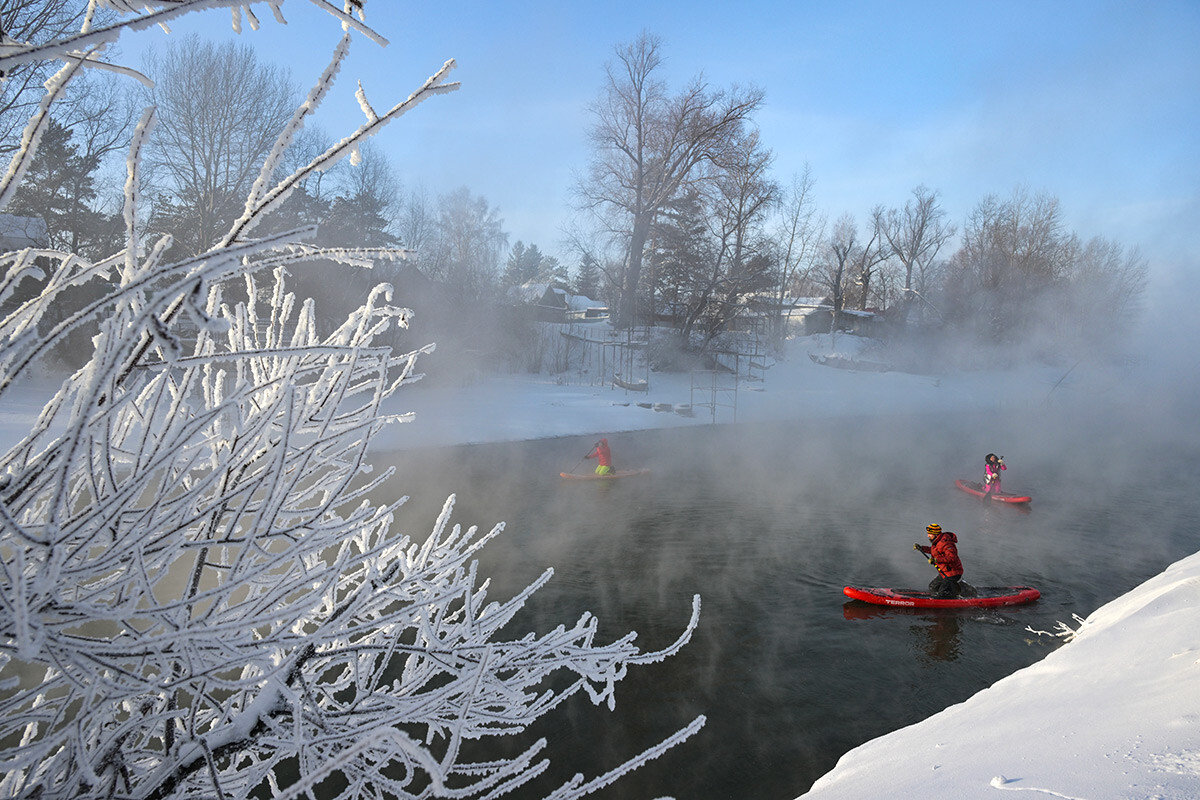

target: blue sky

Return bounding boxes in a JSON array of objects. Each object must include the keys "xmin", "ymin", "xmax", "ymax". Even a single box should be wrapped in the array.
[{"xmin": 125, "ymin": 1, "xmax": 1199, "ymax": 289}]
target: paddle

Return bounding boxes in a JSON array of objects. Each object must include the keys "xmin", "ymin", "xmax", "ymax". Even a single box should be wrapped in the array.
[
  {"xmin": 565, "ymin": 445, "xmax": 597, "ymax": 476},
  {"xmin": 913, "ymin": 543, "xmax": 976, "ymax": 597}
]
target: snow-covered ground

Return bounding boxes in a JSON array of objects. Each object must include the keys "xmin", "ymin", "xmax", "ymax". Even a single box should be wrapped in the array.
[
  {"xmin": 3, "ymin": 332, "xmax": 1195, "ymax": 798},
  {"xmin": 371, "ymin": 332, "xmax": 1097, "ymax": 452}
]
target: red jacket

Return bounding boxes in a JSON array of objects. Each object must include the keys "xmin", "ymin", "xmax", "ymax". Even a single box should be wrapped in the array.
[
  {"xmin": 586, "ymin": 439, "xmax": 612, "ymax": 467},
  {"xmin": 918, "ymin": 531, "xmax": 964, "ymax": 577}
]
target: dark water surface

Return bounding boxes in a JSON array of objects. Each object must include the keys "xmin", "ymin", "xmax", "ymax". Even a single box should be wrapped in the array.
[{"xmin": 377, "ymin": 406, "xmax": 1200, "ymax": 799}]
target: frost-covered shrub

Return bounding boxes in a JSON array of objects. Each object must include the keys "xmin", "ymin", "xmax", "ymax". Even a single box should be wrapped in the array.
[{"xmin": 0, "ymin": 4, "xmax": 701, "ymax": 799}]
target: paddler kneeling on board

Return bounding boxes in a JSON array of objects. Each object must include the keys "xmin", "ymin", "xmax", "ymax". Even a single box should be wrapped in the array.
[
  {"xmin": 914, "ymin": 523, "xmax": 964, "ymax": 598},
  {"xmin": 585, "ymin": 437, "xmax": 614, "ymax": 475}
]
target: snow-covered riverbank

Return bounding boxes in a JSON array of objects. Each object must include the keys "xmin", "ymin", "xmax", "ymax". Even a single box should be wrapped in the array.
[{"xmin": 371, "ymin": 333, "xmax": 1096, "ymax": 452}]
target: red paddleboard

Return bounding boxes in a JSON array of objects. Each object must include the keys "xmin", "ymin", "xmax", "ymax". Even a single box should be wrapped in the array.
[
  {"xmin": 843, "ymin": 585, "xmax": 1040, "ymax": 609},
  {"xmin": 559, "ymin": 468, "xmax": 650, "ymax": 480},
  {"xmin": 955, "ymin": 479, "xmax": 1032, "ymax": 504}
]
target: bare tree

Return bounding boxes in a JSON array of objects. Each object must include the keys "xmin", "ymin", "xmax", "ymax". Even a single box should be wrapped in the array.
[
  {"xmin": 425, "ymin": 185, "xmax": 508, "ymax": 303},
  {"xmin": 0, "ymin": 0, "xmax": 103, "ymax": 154},
  {"xmin": 395, "ymin": 183, "xmax": 435, "ymax": 254},
  {"xmin": 851, "ymin": 204, "xmax": 890, "ymax": 311},
  {"xmin": 0, "ymin": 4, "xmax": 703, "ymax": 799},
  {"xmin": 141, "ymin": 35, "xmax": 298, "ymax": 256},
  {"xmin": 821, "ymin": 214, "xmax": 858, "ymax": 327},
  {"xmin": 679, "ymin": 128, "xmax": 777, "ymax": 347},
  {"xmin": 770, "ymin": 165, "xmax": 824, "ymax": 346},
  {"xmin": 1063, "ymin": 236, "xmax": 1147, "ymax": 345},
  {"xmin": 877, "ymin": 184, "xmax": 955, "ymax": 322},
  {"xmin": 322, "ymin": 139, "xmax": 401, "ymax": 247},
  {"xmin": 578, "ymin": 32, "xmax": 764, "ymax": 328},
  {"xmin": 947, "ymin": 187, "xmax": 1077, "ymax": 342}
]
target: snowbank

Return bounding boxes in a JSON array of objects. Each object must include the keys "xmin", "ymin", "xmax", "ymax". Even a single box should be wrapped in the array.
[{"xmin": 799, "ymin": 549, "xmax": 1200, "ymax": 799}]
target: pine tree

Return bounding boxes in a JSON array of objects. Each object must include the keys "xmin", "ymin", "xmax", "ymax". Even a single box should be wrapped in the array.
[
  {"xmin": 6, "ymin": 118, "xmax": 113, "ymax": 259},
  {"xmin": 575, "ymin": 252, "xmax": 602, "ymax": 299},
  {"xmin": 503, "ymin": 240, "xmax": 529, "ymax": 287}
]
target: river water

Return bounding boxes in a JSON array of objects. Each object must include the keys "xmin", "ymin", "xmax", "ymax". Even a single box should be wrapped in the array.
[{"xmin": 378, "ymin": 404, "xmax": 1200, "ymax": 799}]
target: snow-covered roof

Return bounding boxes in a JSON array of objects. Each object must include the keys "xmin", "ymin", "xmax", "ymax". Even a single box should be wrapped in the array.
[
  {"xmin": 508, "ymin": 283, "xmax": 606, "ymax": 311},
  {"xmin": 566, "ymin": 293, "xmax": 605, "ymax": 311}
]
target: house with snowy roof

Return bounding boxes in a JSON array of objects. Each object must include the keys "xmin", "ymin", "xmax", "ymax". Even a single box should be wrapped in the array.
[{"xmin": 509, "ymin": 283, "xmax": 608, "ymax": 323}]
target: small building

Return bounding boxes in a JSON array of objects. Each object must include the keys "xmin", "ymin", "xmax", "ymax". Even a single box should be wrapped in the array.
[
  {"xmin": 0, "ymin": 214, "xmax": 49, "ymax": 251},
  {"xmin": 564, "ymin": 293, "xmax": 609, "ymax": 323},
  {"xmin": 510, "ymin": 283, "xmax": 608, "ymax": 323}
]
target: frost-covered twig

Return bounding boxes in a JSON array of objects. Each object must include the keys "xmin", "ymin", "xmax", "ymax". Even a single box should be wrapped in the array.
[
  {"xmin": 1025, "ymin": 614, "xmax": 1087, "ymax": 644},
  {"xmin": 990, "ymin": 774, "xmax": 1087, "ymax": 798}
]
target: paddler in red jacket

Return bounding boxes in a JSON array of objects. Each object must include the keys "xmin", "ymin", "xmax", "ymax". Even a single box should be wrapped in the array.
[
  {"xmin": 914, "ymin": 523, "xmax": 964, "ymax": 598},
  {"xmin": 585, "ymin": 437, "xmax": 614, "ymax": 475}
]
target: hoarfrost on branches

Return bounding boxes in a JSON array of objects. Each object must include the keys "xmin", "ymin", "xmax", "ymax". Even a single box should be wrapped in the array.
[
  {"xmin": 1025, "ymin": 614, "xmax": 1088, "ymax": 644},
  {"xmin": 0, "ymin": 3, "xmax": 704, "ymax": 799}
]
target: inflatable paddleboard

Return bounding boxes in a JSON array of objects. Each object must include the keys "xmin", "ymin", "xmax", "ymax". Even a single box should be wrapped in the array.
[
  {"xmin": 955, "ymin": 479, "xmax": 1032, "ymax": 504},
  {"xmin": 843, "ymin": 585, "xmax": 1040, "ymax": 609},
  {"xmin": 559, "ymin": 468, "xmax": 650, "ymax": 480}
]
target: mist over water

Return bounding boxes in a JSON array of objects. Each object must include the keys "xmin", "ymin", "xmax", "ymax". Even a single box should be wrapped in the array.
[{"xmin": 376, "ymin": 401, "xmax": 1200, "ymax": 799}]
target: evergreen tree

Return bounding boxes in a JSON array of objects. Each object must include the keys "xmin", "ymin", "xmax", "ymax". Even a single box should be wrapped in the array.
[
  {"xmin": 321, "ymin": 190, "xmax": 399, "ymax": 248},
  {"xmin": 540, "ymin": 254, "xmax": 570, "ymax": 289},
  {"xmin": 575, "ymin": 252, "xmax": 602, "ymax": 299},
  {"xmin": 503, "ymin": 240, "xmax": 528, "ymax": 287},
  {"xmin": 520, "ymin": 242, "xmax": 544, "ymax": 284},
  {"xmin": 6, "ymin": 118, "xmax": 113, "ymax": 259}
]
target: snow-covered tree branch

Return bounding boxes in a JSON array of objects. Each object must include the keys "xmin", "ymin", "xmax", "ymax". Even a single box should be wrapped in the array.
[{"xmin": 0, "ymin": 4, "xmax": 703, "ymax": 798}]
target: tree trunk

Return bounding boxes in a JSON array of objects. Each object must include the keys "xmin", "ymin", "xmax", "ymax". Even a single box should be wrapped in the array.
[{"xmin": 618, "ymin": 215, "xmax": 653, "ymax": 329}]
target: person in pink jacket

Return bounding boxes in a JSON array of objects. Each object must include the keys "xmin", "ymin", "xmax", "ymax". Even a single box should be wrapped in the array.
[{"xmin": 981, "ymin": 453, "xmax": 1006, "ymax": 501}]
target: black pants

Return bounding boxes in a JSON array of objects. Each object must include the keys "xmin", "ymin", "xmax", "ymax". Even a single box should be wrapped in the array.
[{"xmin": 928, "ymin": 574, "xmax": 962, "ymax": 598}]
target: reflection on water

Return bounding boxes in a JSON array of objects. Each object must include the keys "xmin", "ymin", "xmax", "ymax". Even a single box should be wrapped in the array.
[
  {"xmin": 843, "ymin": 605, "xmax": 967, "ymax": 662},
  {"xmin": 376, "ymin": 407, "xmax": 1200, "ymax": 799}
]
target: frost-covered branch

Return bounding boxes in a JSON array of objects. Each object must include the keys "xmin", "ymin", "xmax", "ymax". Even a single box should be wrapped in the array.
[
  {"xmin": 1025, "ymin": 614, "xmax": 1088, "ymax": 644},
  {"xmin": 0, "ymin": 4, "xmax": 701, "ymax": 799}
]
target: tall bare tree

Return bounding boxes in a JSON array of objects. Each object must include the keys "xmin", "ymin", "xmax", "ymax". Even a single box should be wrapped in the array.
[
  {"xmin": 141, "ymin": 35, "xmax": 297, "ymax": 256},
  {"xmin": 322, "ymin": 139, "xmax": 401, "ymax": 247},
  {"xmin": 425, "ymin": 185, "xmax": 508, "ymax": 303},
  {"xmin": 578, "ymin": 32, "xmax": 764, "ymax": 328},
  {"xmin": 944, "ymin": 187, "xmax": 1087, "ymax": 350},
  {"xmin": 395, "ymin": 183, "xmax": 435, "ymax": 254},
  {"xmin": 682, "ymin": 128, "xmax": 777, "ymax": 346},
  {"xmin": 822, "ymin": 215, "xmax": 854, "ymax": 324},
  {"xmin": 770, "ymin": 164, "xmax": 824, "ymax": 346},
  {"xmin": 851, "ymin": 205, "xmax": 890, "ymax": 311},
  {"xmin": 1063, "ymin": 236, "xmax": 1147, "ymax": 345},
  {"xmin": 877, "ymin": 184, "xmax": 955, "ymax": 321},
  {"xmin": 0, "ymin": 0, "xmax": 103, "ymax": 154}
]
